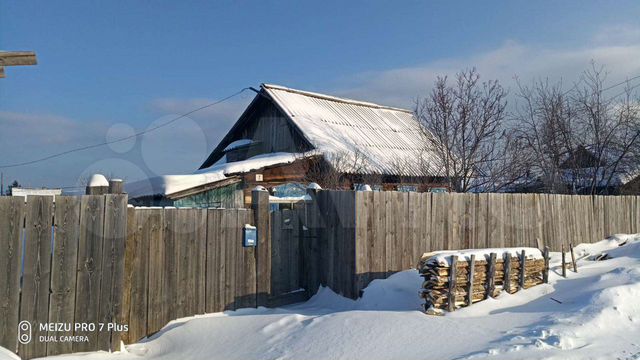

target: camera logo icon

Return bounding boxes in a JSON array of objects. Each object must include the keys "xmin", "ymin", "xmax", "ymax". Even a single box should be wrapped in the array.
[{"xmin": 18, "ymin": 321, "xmax": 31, "ymax": 345}]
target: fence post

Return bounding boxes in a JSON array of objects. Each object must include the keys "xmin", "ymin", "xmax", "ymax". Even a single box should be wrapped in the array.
[
  {"xmin": 109, "ymin": 179, "xmax": 124, "ymax": 194},
  {"xmin": 447, "ymin": 255, "xmax": 458, "ymax": 312},
  {"xmin": 252, "ymin": 188, "xmax": 270, "ymax": 307}
]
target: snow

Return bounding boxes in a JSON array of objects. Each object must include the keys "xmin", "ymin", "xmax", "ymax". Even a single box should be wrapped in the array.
[
  {"xmin": 268, "ymin": 194, "xmax": 312, "ymax": 203},
  {"xmin": 126, "ymin": 152, "xmax": 308, "ymax": 198},
  {"xmin": 223, "ymin": 139, "xmax": 253, "ymax": 152},
  {"xmin": 87, "ymin": 174, "xmax": 109, "ymax": 187},
  {"xmin": 422, "ymin": 247, "xmax": 544, "ymax": 266},
  {"xmin": 3, "ymin": 234, "xmax": 639, "ymax": 360}
]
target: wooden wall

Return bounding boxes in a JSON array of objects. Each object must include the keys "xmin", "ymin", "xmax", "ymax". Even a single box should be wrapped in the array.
[{"xmin": 353, "ymin": 191, "xmax": 640, "ymax": 296}]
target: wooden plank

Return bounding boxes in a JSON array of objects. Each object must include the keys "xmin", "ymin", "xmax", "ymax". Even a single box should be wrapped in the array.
[
  {"xmin": 47, "ymin": 196, "xmax": 81, "ymax": 356},
  {"xmin": 162, "ymin": 208, "xmax": 178, "ymax": 323},
  {"xmin": 447, "ymin": 255, "xmax": 458, "ymax": 312},
  {"xmin": 569, "ymin": 243, "xmax": 577, "ymax": 273},
  {"xmin": 222, "ymin": 209, "xmax": 237, "ymax": 310},
  {"xmin": 0, "ymin": 197, "xmax": 25, "ymax": 353},
  {"xmin": 205, "ymin": 209, "xmax": 223, "ymax": 313},
  {"xmin": 373, "ymin": 191, "xmax": 386, "ymax": 279},
  {"xmin": 503, "ymin": 254, "xmax": 512, "ymax": 294},
  {"xmin": 466, "ymin": 254, "xmax": 476, "ymax": 307},
  {"xmin": 174, "ymin": 209, "xmax": 194, "ymax": 319},
  {"xmin": 518, "ymin": 250, "xmax": 526, "ymax": 291},
  {"xmin": 485, "ymin": 253, "xmax": 497, "ymax": 299},
  {"xmin": 561, "ymin": 244, "xmax": 567, "ymax": 278},
  {"xmin": 543, "ymin": 246, "xmax": 550, "ymax": 284},
  {"xmin": 19, "ymin": 195, "xmax": 53, "ymax": 359},
  {"xmin": 73, "ymin": 195, "xmax": 106, "ymax": 352},
  {"xmin": 241, "ymin": 209, "xmax": 257, "ymax": 308},
  {"xmin": 252, "ymin": 190, "xmax": 270, "ymax": 307},
  {"xmin": 270, "ymin": 211, "xmax": 284, "ymax": 296},
  {"xmin": 124, "ymin": 207, "xmax": 148, "ymax": 344},
  {"xmin": 146, "ymin": 209, "xmax": 165, "ymax": 334},
  {"xmin": 194, "ymin": 209, "xmax": 207, "ymax": 314},
  {"xmin": 97, "ymin": 194, "xmax": 127, "ymax": 351},
  {"xmin": 421, "ymin": 193, "xmax": 432, "ymax": 254},
  {"xmin": 354, "ymin": 192, "xmax": 369, "ymax": 293},
  {"xmin": 0, "ymin": 51, "xmax": 37, "ymax": 65}
]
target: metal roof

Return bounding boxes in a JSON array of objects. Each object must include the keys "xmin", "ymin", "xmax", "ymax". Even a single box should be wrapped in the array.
[{"xmin": 262, "ymin": 84, "xmax": 442, "ymax": 177}]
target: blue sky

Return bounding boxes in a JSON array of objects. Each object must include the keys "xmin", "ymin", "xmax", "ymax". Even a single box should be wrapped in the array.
[{"xmin": 2, "ymin": 1, "xmax": 640, "ymax": 189}]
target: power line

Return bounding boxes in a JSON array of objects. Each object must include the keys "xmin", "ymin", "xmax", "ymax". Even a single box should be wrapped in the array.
[
  {"xmin": 601, "ymin": 74, "xmax": 640, "ymax": 93},
  {"xmin": 561, "ymin": 74, "xmax": 640, "ymax": 97},
  {"xmin": 0, "ymin": 87, "xmax": 251, "ymax": 169},
  {"xmin": 606, "ymin": 80, "xmax": 640, "ymax": 101}
]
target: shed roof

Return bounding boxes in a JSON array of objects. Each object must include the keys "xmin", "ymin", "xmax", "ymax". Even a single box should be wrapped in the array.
[{"xmin": 260, "ymin": 84, "xmax": 442, "ymax": 177}]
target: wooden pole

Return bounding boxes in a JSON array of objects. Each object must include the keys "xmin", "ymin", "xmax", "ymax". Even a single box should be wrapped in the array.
[
  {"xmin": 561, "ymin": 244, "xmax": 567, "ymax": 278},
  {"xmin": 486, "ymin": 253, "xmax": 497, "ymax": 299},
  {"xmin": 569, "ymin": 243, "xmax": 577, "ymax": 273},
  {"xmin": 543, "ymin": 246, "xmax": 550, "ymax": 283},
  {"xmin": 518, "ymin": 250, "xmax": 526, "ymax": 290},
  {"xmin": 465, "ymin": 254, "xmax": 475, "ymax": 306},
  {"xmin": 503, "ymin": 254, "xmax": 512, "ymax": 293},
  {"xmin": 108, "ymin": 179, "xmax": 124, "ymax": 194},
  {"xmin": 447, "ymin": 255, "xmax": 458, "ymax": 312}
]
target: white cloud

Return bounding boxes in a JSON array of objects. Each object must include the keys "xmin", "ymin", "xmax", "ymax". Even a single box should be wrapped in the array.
[{"xmin": 334, "ymin": 26, "xmax": 640, "ymax": 109}]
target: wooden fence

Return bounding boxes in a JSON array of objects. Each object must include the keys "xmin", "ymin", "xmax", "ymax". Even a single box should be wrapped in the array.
[
  {"xmin": 280, "ymin": 190, "xmax": 640, "ymax": 299},
  {"xmin": 0, "ymin": 191, "xmax": 272, "ymax": 360},
  {"xmin": 0, "ymin": 194, "xmax": 127, "ymax": 359},
  {"xmin": 122, "ymin": 207, "xmax": 259, "ymax": 343},
  {"xmin": 1, "ymin": 190, "xmax": 639, "ymax": 359},
  {"xmin": 353, "ymin": 191, "xmax": 640, "ymax": 296}
]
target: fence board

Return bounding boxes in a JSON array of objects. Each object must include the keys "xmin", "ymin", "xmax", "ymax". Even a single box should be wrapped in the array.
[
  {"xmin": 0, "ymin": 197, "xmax": 25, "ymax": 353},
  {"xmin": 48, "ymin": 196, "xmax": 81, "ymax": 356},
  {"xmin": 19, "ymin": 196, "xmax": 54, "ymax": 358},
  {"xmin": 73, "ymin": 196, "xmax": 106, "ymax": 352},
  {"xmin": 146, "ymin": 209, "xmax": 165, "ymax": 334},
  {"xmin": 96, "ymin": 194, "xmax": 127, "ymax": 350},
  {"xmin": 205, "ymin": 209, "xmax": 222, "ymax": 313}
]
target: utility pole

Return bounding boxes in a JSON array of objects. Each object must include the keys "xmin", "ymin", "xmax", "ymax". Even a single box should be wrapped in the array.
[
  {"xmin": 0, "ymin": 172, "xmax": 3, "ymax": 196},
  {"xmin": 0, "ymin": 51, "xmax": 37, "ymax": 78}
]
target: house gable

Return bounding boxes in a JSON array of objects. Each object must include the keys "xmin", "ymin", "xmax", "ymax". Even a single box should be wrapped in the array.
[{"xmin": 199, "ymin": 93, "xmax": 313, "ymax": 169}]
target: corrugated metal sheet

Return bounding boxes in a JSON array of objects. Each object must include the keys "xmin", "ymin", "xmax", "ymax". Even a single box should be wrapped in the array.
[{"xmin": 263, "ymin": 84, "xmax": 442, "ymax": 177}]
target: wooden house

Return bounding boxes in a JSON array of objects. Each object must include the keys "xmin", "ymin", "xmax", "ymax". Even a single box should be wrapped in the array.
[{"xmin": 128, "ymin": 84, "xmax": 448, "ymax": 207}]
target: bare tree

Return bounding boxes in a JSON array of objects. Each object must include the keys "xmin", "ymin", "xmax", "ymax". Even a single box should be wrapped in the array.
[
  {"xmin": 301, "ymin": 149, "xmax": 373, "ymax": 190},
  {"xmin": 513, "ymin": 64, "xmax": 640, "ymax": 194},
  {"xmin": 415, "ymin": 68, "xmax": 511, "ymax": 192},
  {"xmin": 512, "ymin": 78, "xmax": 577, "ymax": 193},
  {"xmin": 572, "ymin": 65, "xmax": 640, "ymax": 194}
]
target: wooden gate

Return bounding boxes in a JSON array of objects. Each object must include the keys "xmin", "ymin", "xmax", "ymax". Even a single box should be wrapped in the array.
[{"xmin": 269, "ymin": 204, "xmax": 307, "ymax": 306}]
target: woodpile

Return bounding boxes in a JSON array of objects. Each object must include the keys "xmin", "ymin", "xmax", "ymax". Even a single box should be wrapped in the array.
[{"xmin": 418, "ymin": 247, "xmax": 550, "ymax": 314}]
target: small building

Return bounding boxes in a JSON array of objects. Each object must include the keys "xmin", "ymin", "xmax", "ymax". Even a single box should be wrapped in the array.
[{"xmin": 128, "ymin": 84, "xmax": 448, "ymax": 207}]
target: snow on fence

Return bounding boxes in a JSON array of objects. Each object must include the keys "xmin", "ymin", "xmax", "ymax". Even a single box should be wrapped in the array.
[{"xmin": 417, "ymin": 248, "xmax": 549, "ymax": 313}]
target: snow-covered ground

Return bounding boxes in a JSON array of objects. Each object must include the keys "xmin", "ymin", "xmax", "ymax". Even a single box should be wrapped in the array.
[{"xmin": 3, "ymin": 234, "xmax": 639, "ymax": 360}]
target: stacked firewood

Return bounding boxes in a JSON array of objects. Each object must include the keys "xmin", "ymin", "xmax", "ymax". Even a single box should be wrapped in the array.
[{"xmin": 418, "ymin": 248, "xmax": 548, "ymax": 314}]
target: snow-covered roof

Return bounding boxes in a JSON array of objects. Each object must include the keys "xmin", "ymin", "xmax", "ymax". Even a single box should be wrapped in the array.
[
  {"xmin": 262, "ymin": 84, "xmax": 442, "ymax": 177},
  {"xmin": 126, "ymin": 152, "xmax": 307, "ymax": 198}
]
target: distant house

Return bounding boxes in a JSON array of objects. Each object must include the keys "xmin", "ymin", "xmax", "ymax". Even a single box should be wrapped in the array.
[{"xmin": 128, "ymin": 84, "xmax": 448, "ymax": 207}]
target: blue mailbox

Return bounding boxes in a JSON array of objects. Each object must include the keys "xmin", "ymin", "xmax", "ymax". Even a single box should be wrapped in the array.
[{"xmin": 243, "ymin": 224, "xmax": 257, "ymax": 247}]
